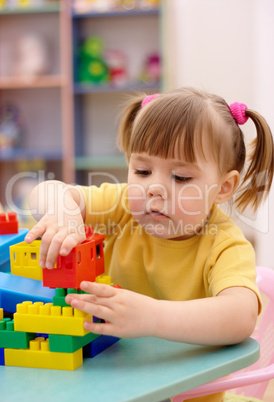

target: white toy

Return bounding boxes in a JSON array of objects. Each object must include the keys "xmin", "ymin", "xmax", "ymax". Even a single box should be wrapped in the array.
[{"xmin": 13, "ymin": 33, "xmax": 49, "ymax": 78}]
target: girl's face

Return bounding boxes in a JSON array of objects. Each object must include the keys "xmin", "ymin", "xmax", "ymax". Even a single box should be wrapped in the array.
[{"xmin": 127, "ymin": 152, "xmax": 223, "ymax": 240}]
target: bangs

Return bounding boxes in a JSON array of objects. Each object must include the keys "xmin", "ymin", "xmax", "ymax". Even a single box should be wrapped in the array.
[{"xmin": 129, "ymin": 94, "xmax": 224, "ymax": 166}]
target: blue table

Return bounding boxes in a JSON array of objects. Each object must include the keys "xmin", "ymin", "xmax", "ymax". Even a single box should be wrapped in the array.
[{"xmin": 0, "ymin": 336, "xmax": 259, "ymax": 402}]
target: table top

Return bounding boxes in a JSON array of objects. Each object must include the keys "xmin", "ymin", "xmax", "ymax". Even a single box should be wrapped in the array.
[{"xmin": 0, "ymin": 336, "xmax": 259, "ymax": 402}]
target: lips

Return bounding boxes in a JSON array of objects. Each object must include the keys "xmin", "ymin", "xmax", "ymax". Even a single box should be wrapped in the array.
[{"xmin": 147, "ymin": 210, "xmax": 169, "ymax": 220}]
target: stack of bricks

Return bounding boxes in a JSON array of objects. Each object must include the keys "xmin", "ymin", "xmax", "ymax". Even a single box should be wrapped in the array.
[
  {"xmin": 0, "ymin": 218, "xmax": 119, "ymax": 370},
  {"xmin": 0, "ymin": 293, "xmax": 118, "ymax": 370}
]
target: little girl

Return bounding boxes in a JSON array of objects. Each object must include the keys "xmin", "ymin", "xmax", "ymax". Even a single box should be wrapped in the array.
[{"xmin": 25, "ymin": 87, "xmax": 274, "ymax": 402}]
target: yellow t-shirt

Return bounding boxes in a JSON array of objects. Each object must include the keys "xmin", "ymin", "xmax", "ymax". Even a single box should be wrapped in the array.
[{"xmin": 79, "ymin": 183, "xmax": 261, "ymax": 312}]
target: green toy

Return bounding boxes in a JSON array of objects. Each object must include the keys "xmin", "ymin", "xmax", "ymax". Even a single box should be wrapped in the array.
[{"xmin": 78, "ymin": 36, "xmax": 109, "ymax": 84}]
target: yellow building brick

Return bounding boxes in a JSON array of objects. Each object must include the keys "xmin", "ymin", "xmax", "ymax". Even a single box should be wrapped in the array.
[
  {"xmin": 95, "ymin": 274, "xmax": 114, "ymax": 285},
  {"xmin": 14, "ymin": 301, "xmax": 92, "ymax": 336},
  {"xmin": 10, "ymin": 240, "xmax": 43, "ymax": 281},
  {"xmin": 5, "ymin": 337, "xmax": 83, "ymax": 370}
]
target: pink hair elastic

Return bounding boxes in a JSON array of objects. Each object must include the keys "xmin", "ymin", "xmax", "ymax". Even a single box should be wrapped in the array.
[
  {"xmin": 141, "ymin": 93, "xmax": 160, "ymax": 108},
  {"xmin": 230, "ymin": 102, "xmax": 249, "ymax": 125}
]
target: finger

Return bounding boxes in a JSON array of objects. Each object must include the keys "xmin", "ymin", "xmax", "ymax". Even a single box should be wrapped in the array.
[
  {"xmin": 25, "ymin": 223, "xmax": 46, "ymax": 244},
  {"xmin": 39, "ymin": 228, "xmax": 58, "ymax": 268},
  {"xmin": 59, "ymin": 233, "xmax": 85, "ymax": 257},
  {"xmin": 80, "ymin": 282, "xmax": 117, "ymax": 298},
  {"xmin": 43, "ymin": 230, "xmax": 75, "ymax": 269},
  {"xmin": 66, "ymin": 292, "xmax": 113, "ymax": 309},
  {"xmin": 70, "ymin": 297, "xmax": 112, "ymax": 322},
  {"xmin": 65, "ymin": 293, "xmax": 96, "ymax": 305},
  {"xmin": 83, "ymin": 320, "xmax": 114, "ymax": 336}
]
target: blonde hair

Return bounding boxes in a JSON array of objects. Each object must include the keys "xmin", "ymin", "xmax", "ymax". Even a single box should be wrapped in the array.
[{"xmin": 118, "ymin": 87, "xmax": 274, "ymax": 212}]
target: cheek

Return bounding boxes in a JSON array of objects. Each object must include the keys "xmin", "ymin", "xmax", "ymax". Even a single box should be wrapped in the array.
[
  {"xmin": 127, "ymin": 185, "xmax": 147, "ymax": 213},
  {"xmin": 176, "ymin": 185, "xmax": 216, "ymax": 216},
  {"xmin": 176, "ymin": 186, "xmax": 203, "ymax": 215}
]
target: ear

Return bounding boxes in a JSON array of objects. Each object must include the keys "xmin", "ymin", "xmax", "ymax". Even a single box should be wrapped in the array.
[{"xmin": 215, "ymin": 170, "xmax": 240, "ymax": 204}]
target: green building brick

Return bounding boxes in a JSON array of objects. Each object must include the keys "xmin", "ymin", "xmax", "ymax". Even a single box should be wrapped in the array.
[
  {"xmin": 49, "ymin": 331, "xmax": 100, "ymax": 353},
  {"xmin": 0, "ymin": 318, "xmax": 36, "ymax": 349},
  {"xmin": 53, "ymin": 288, "xmax": 86, "ymax": 308}
]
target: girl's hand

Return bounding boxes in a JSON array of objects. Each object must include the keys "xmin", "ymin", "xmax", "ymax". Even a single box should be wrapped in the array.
[
  {"xmin": 25, "ymin": 181, "xmax": 86, "ymax": 269},
  {"xmin": 25, "ymin": 211, "xmax": 85, "ymax": 269},
  {"xmin": 65, "ymin": 282, "xmax": 157, "ymax": 339}
]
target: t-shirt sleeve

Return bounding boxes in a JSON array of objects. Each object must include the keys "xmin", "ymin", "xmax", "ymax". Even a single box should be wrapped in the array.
[{"xmin": 207, "ymin": 233, "xmax": 262, "ymax": 314}]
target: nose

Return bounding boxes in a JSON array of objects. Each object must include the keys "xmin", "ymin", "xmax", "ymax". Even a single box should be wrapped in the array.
[{"xmin": 147, "ymin": 183, "xmax": 166, "ymax": 198}]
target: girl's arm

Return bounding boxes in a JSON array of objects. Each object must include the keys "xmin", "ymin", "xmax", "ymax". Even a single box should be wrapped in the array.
[
  {"xmin": 65, "ymin": 283, "xmax": 258, "ymax": 345},
  {"xmin": 25, "ymin": 180, "xmax": 86, "ymax": 269}
]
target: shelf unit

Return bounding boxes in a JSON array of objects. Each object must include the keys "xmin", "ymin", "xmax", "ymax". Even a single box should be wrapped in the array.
[
  {"xmin": 0, "ymin": 1, "xmax": 74, "ymax": 207},
  {"xmin": 71, "ymin": 5, "xmax": 162, "ymax": 185},
  {"xmin": 0, "ymin": 1, "xmax": 163, "ymax": 208}
]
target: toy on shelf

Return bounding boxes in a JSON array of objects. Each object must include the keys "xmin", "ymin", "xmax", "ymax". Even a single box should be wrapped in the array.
[
  {"xmin": 136, "ymin": 0, "xmax": 159, "ymax": 9},
  {"xmin": 73, "ymin": 0, "xmax": 159, "ymax": 13},
  {"xmin": 0, "ymin": 222, "xmax": 120, "ymax": 370},
  {"xmin": 0, "ymin": 1, "xmax": 56, "ymax": 11},
  {"xmin": 105, "ymin": 49, "xmax": 128, "ymax": 86},
  {"xmin": 73, "ymin": 0, "xmax": 118, "ymax": 14},
  {"xmin": 13, "ymin": 32, "xmax": 49, "ymax": 79},
  {"xmin": 140, "ymin": 52, "xmax": 161, "ymax": 83},
  {"xmin": 0, "ymin": 104, "xmax": 24, "ymax": 151},
  {"xmin": 78, "ymin": 36, "xmax": 109, "ymax": 84}
]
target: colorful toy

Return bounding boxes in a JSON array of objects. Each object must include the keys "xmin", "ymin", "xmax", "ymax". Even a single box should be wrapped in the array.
[
  {"xmin": 0, "ymin": 1, "xmax": 6, "ymax": 10},
  {"xmin": 0, "ymin": 105, "xmax": 24, "ymax": 151},
  {"xmin": 10, "ymin": 240, "xmax": 43, "ymax": 281},
  {"xmin": 0, "ymin": 212, "xmax": 18, "ymax": 235},
  {"xmin": 14, "ymin": 301, "xmax": 92, "ymax": 336},
  {"xmin": 105, "ymin": 49, "xmax": 128, "ymax": 86},
  {"xmin": 78, "ymin": 36, "xmax": 109, "ymax": 84},
  {"xmin": 5, "ymin": 337, "xmax": 83, "ymax": 371},
  {"xmin": 0, "ymin": 272, "xmax": 55, "ymax": 313},
  {"xmin": 140, "ymin": 52, "xmax": 161, "ymax": 83},
  {"xmin": 43, "ymin": 227, "xmax": 105, "ymax": 289},
  {"xmin": 73, "ymin": 0, "xmax": 118, "ymax": 14},
  {"xmin": 0, "ymin": 226, "xmax": 28, "ymax": 272},
  {"xmin": 0, "ymin": 318, "xmax": 36, "ymax": 349},
  {"xmin": 0, "ymin": 221, "xmax": 120, "ymax": 370}
]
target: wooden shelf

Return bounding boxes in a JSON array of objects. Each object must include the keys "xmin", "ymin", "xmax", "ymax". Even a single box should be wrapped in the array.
[
  {"xmin": 0, "ymin": 75, "xmax": 65, "ymax": 90},
  {"xmin": 0, "ymin": 0, "xmax": 75, "ymax": 206},
  {"xmin": 74, "ymin": 80, "xmax": 161, "ymax": 94},
  {"xmin": 72, "ymin": 8, "xmax": 159, "ymax": 19},
  {"xmin": 0, "ymin": 149, "xmax": 63, "ymax": 162},
  {"xmin": 75, "ymin": 155, "xmax": 127, "ymax": 170},
  {"xmin": 0, "ymin": 2, "xmax": 60, "ymax": 15},
  {"xmin": 72, "ymin": 2, "xmax": 161, "ymax": 183}
]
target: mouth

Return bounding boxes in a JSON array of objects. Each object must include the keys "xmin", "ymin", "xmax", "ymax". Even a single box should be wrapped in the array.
[{"xmin": 147, "ymin": 210, "xmax": 169, "ymax": 220}]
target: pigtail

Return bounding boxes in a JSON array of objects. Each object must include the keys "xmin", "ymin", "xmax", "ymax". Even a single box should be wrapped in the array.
[
  {"xmin": 235, "ymin": 110, "xmax": 274, "ymax": 212},
  {"xmin": 117, "ymin": 94, "xmax": 145, "ymax": 161}
]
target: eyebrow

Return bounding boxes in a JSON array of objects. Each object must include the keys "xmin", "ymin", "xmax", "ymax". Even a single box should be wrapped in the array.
[
  {"xmin": 172, "ymin": 161, "xmax": 202, "ymax": 171},
  {"xmin": 131, "ymin": 155, "xmax": 202, "ymax": 171}
]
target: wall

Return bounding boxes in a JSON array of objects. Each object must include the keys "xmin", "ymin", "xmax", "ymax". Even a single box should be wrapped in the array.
[{"xmin": 163, "ymin": 0, "xmax": 274, "ymax": 267}]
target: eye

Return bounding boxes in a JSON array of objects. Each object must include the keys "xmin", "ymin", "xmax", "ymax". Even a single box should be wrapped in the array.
[
  {"xmin": 173, "ymin": 175, "xmax": 192, "ymax": 183},
  {"xmin": 134, "ymin": 169, "xmax": 151, "ymax": 176}
]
